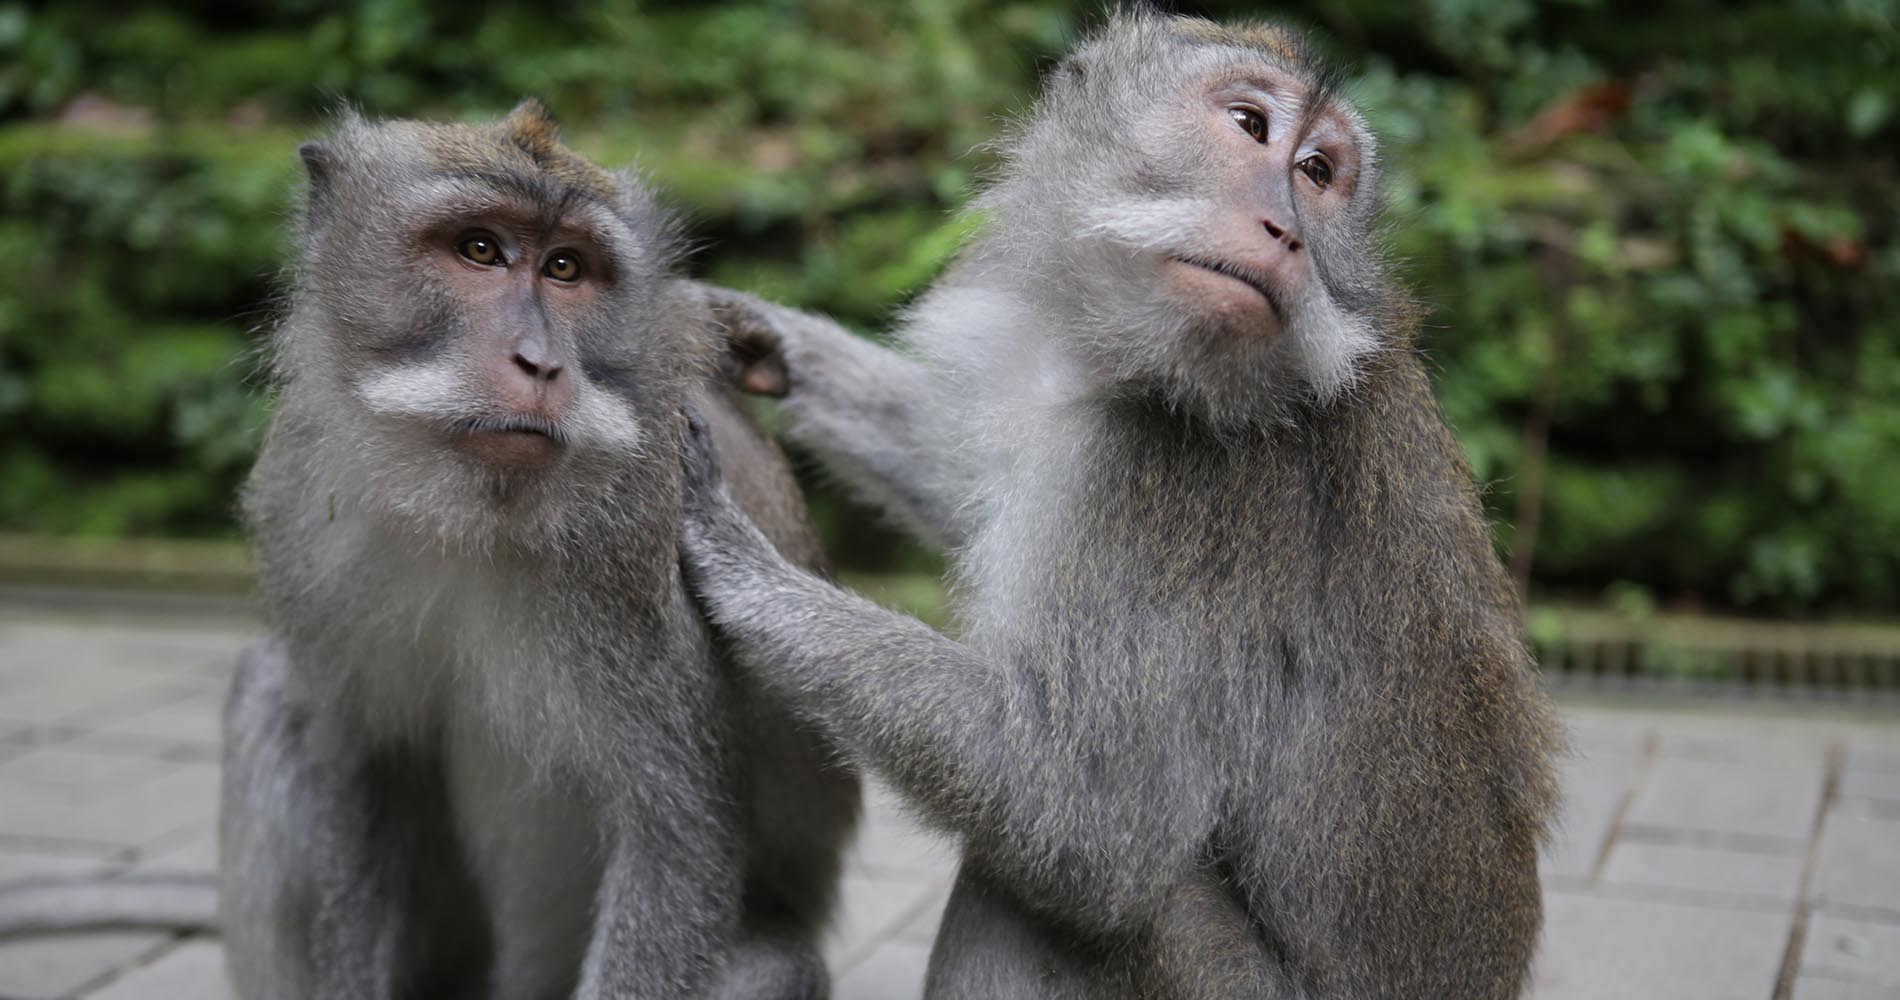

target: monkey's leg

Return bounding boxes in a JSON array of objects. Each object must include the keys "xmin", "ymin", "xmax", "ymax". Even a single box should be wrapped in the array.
[
  {"xmin": 576, "ymin": 790, "xmax": 743, "ymax": 1000},
  {"xmin": 703, "ymin": 286, "xmax": 971, "ymax": 548},
  {"xmin": 220, "ymin": 639, "xmax": 423, "ymax": 1000},
  {"xmin": 710, "ymin": 918, "xmax": 828, "ymax": 1000},
  {"xmin": 923, "ymin": 868, "xmax": 1109, "ymax": 1000}
]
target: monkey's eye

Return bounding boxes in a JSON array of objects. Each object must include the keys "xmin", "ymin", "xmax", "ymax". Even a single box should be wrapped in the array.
[
  {"xmin": 1229, "ymin": 107, "xmax": 1268, "ymax": 144},
  {"xmin": 543, "ymin": 251, "xmax": 582, "ymax": 283},
  {"xmin": 1297, "ymin": 153, "xmax": 1334, "ymax": 190},
  {"xmin": 457, "ymin": 233, "xmax": 505, "ymax": 266}
]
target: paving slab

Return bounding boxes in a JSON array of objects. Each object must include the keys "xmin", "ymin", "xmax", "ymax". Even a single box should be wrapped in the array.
[
  {"xmin": 0, "ymin": 746, "xmax": 177, "ymax": 791},
  {"xmin": 1800, "ymin": 910, "xmax": 1900, "ymax": 989},
  {"xmin": 80, "ymin": 938, "xmax": 235, "ymax": 1000},
  {"xmin": 1543, "ymin": 751, "xmax": 1641, "ymax": 882},
  {"xmin": 1790, "ymin": 975, "xmax": 1900, "ymax": 999},
  {"xmin": 826, "ymin": 874, "xmax": 944, "ymax": 971},
  {"xmin": 0, "ymin": 761, "xmax": 220, "ymax": 851},
  {"xmin": 1655, "ymin": 713, "xmax": 1839, "ymax": 767},
  {"xmin": 1623, "ymin": 756, "xmax": 1825, "ymax": 846},
  {"xmin": 834, "ymin": 939, "xmax": 930, "ymax": 1000},
  {"xmin": 1528, "ymin": 888, "xmax": 1793, "ymax": 1000},
  {"xmin": 1599, "ymin": 838, "xmax": 1806, "ymax": 903},
  {"xmin": 1810, "ymin": 809, "xmax": 1900, "ymax": 915},
  {"xmin": 1840, "ymin": 767, "xmax": 1900, "ymax": 804},
  {"xmin": 0, "ymin": 931, "xmax": 169, "ymax": 999}
]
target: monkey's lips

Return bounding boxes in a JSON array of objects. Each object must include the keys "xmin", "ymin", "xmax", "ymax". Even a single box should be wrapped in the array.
[
  {"xmin": 447, "ymin": 414, "xmax": 567, "ymax": 469},
  {"xmin": 1164, "ymin": 254, "xmax": 1285, "ymax": 329}
]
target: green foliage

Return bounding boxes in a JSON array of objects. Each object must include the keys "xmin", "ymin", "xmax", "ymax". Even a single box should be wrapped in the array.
[{"xmin": 1, "ymin": 0, "xmax": 1895, "ymax": 613}]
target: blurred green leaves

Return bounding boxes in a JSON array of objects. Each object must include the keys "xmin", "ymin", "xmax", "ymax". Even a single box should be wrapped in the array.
[{"xmin": 0, "ymin": 0, "xmax": 1895, "ymax": 613}]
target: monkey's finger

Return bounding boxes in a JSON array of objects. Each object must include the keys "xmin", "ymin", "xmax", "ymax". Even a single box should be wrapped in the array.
[
  {"xmin": 738, "ymin": 354, "xmax": 790, "ymax": 398},
  {"xmin": 678, "ymin": 405, "xmax": 727, "ymax": 497}
]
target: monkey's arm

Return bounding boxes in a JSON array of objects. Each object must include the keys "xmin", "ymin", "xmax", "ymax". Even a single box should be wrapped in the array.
[
  {"xmin": 220, "ymin": 640, "xmax": 414, "ymax": 999},
  {"xmin": 703, "ymin": 286, "xmax": 973, "ymax": 549},
  {"xmin": 679, "ymin": 416, "xmax": 1212, "ymax": 934}
]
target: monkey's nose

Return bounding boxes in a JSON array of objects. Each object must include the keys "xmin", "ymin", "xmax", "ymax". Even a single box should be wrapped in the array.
[
  {"xmin": 513, "ymin": 351, "xmax": 564, "ymax": 383},
  {"xmin": 1262, "ymin": 218, "xmax": 1303, "ymax": 252}
]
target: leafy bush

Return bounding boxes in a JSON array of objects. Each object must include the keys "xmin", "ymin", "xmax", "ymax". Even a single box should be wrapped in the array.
[{"xmin": 1, "ymin": 0, "xmax": 1894, "ymax": 613}]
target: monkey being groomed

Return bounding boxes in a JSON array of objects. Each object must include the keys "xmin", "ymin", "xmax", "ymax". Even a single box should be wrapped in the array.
[
  {"xmin": 685, "ymin": 12, "xmax": 1563, "ymax": 1000},
  {"xmin": 215, "ymin": 102, "xmax": 857, "ymax": 999}
]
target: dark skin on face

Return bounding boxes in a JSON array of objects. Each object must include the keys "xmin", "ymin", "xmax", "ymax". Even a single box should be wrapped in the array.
[
  {"xmin": 424, "ymin": 210, "xmax": 608, "ymax": 469},
  {"xmin": 1160, "ymin": 67, "xmax": 1360, "ymax": 340}
]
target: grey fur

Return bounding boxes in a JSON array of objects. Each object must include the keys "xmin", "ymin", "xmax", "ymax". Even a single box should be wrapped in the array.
[
  {"xmin": 685, "ymin": 12, "xmax": 1559, "ymax": 1000},
  {"xmin": 223, "ymin": 103, "xmax": 855, "ymax": 1000}
]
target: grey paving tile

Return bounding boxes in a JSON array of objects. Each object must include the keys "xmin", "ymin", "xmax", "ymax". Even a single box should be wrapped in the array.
[
  {"xmin": 0, "ymin": 746, "xmax": 176, "ymax": 791},
  {"xmin": 1841, "ymin": 768, "xmax": 1900, "ymax": 805},
  {"xmin": 134, "ymin": 827, "xmax": 219, "ymax": 872},
  {"xmin": 1558, "ymin": 708, "xmax": 1657, "ymax": 759},
  {"xmin": 827, "ymin": 875, "xmax": 943, "ymax": 971},
  {"xmin": 1800, "ymin": 910, "xmax": 1900, "ymax": 989},
  {"xmin": 1811, "ymin": 811, "xmax": 1900, "ymax": 915},
  {"xmin": 88, "ymin": 685, "xmax": 226, "ymax": 750},
  {"xmin": 895, "ymin": 892, "xmax": 949, "ymax": 945},
  {"xmin": 0, "ymin": 847, "xmax": 117, "ymax": 882},
  {"xmin": 833, "ymin": 940, "xmax": 930, "ymax": 1000},
  {"xmin": 0, "ymin": 663, "xmax": 183, "ymax": 730},
  {"xmin": 1789, "ymin": 975, "xmax": 1900, "ymax": 1000},
  {"xmin": 0, "ymin": 931, "xmax": 169, "ymax": 999},
  {"xmin": 0, "ymin": 761, "xmax": 219, "ymax": 850},
  {"xmin": 1655, "ymin": 713, "xmax": 1839, "ymax": 767},
  {"xmin": 1845, "ymin": 739, "xmax": 1900, "ymax": 775},
  {"xmin": 1623, "ymin": 757, "xmax": 1825, "ymax": 846},
  {"xmin": 1600, "ymin": 839, "xmax": 1806, "ymax": 903},
  {"xmin": 80, "ymin": 938, "xmax": 236, "ymax": 1000},
  {"xmin": 1544, "ymin": 750, "xmax": 1642, "ymax": 882},
  {"xmin": 1528, "ymin": 888, "xmax": 1793, "ymax": 1000}
]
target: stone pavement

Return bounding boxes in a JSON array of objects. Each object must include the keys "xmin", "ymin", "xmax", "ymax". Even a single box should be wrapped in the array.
[{"xmin": 0, "ymin": 610, "xmax": 1897, "ymax": 999}]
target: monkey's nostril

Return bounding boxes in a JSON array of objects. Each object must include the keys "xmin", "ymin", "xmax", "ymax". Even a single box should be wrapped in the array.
[{"xmin": 513, "ymin": 353, "xmax": 562, "ymax": 382}]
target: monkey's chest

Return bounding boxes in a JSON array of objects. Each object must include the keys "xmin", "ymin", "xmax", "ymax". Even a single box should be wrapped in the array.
[{"xmin": 440, "ymin": 683, "xmax": 607, "ymax": 993}]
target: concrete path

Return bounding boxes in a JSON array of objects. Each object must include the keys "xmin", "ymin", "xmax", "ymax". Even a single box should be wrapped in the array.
[{"xmin": 0, "ymin": 611, "xmax": 1896, "ymax": 999}]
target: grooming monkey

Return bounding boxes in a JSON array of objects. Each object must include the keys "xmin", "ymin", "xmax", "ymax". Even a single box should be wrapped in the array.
[
  {"xmin": 686, "ymin": 12, "xmax": 1561, "ymax": 999},
  {"xmin": 218, "ymin": 102, "xmax": 856, "ymax": 999}
]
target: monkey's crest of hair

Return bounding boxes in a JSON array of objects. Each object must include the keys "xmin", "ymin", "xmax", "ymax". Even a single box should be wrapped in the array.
[{"xmin": 425, "ymin": 98, "xmax": 621, "ymax": 204}]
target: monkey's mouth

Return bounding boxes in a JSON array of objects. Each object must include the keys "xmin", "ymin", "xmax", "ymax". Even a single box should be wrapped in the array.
[
  {"xmin": 1167, "ymin": 254, "xmax": 1284, "ymax": 321},
  {"xmin": 448, "ymin": 414, "xmax": 569, "ymax": 468},
  {"xmin": 451, "ymin": 414, "xmax": 570, "ymax": 443}
]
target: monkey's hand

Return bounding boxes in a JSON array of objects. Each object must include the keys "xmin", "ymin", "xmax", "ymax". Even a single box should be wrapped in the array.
[
  {"xmin": 697, "ymin": 284, "xmax": 791, "ymax": 398},
  {"xmin": 677, "ymin": 407, "xmax": 782, "ymax": 600}
]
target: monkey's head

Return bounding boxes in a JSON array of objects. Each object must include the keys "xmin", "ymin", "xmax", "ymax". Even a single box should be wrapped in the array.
[
  {"xmin": 279, "ymin": 100, "xmax": 704, "ymax": 549},
  {"xmin": 964, "ymin": 12, "xmax": 1411, "ymax": 425}
]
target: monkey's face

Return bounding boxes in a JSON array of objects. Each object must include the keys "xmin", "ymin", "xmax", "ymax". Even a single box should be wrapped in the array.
[
  {"xmin": 284, "ymin": 106, "xmax": 704, "ymax": 546},
  {"xmin": 980, "ymin": 15, "xmax": 1402, "ymax": 424}
]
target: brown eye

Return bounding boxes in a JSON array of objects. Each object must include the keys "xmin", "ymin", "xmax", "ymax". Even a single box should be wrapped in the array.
[
  {"xmin": 1297, "ymin": 153, "xmax": 1334, "ymax": 190},
  {"xmin": 1229, "ymin": 107, "xmax": 1268, "ymax": 144},
  {"xmin": 458, "ymin": 233, "xmax": 504, "ymax": 266},
  {"xmin": 543, "ymin": 251, "xmax": 582, "ymax": 282}
]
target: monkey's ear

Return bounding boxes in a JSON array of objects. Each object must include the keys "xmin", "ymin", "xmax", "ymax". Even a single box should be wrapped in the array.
[
  {"xmin": 299, "ymin": 141, "xmax": 333, "ymax": 187},
  {"xmin": 298, "ymin": 141, "xmax": 336, "ymax": 219}
]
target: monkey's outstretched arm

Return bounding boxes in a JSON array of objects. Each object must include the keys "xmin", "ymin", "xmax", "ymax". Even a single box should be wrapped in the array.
[
  {"xmin": 678, "ymin": 415, "xmax": 1211, "ymax": 933},
  {"xmin": 703, "ymin": 286, "xmax": 973, "ymax": 548}
]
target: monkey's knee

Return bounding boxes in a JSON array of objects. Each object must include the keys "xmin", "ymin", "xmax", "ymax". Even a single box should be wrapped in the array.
[
  {"xmin": 712, "ymin": 932, "xmax": 829, "ymax": 1000},
  {"xmin": 925, "ymin": 869, "xmax": 1102, "ymax": 1000}
]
